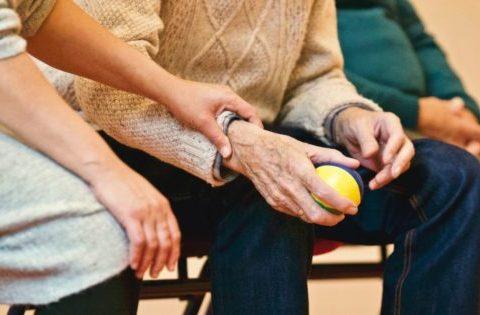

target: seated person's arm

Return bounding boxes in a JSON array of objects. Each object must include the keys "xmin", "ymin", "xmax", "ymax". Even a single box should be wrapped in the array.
[
  {"xmin": 279, "ymin": 0, "xmax": 414, "ymax": 189},
  {"xmin": 28, "ymin": 0, "xmax": 261, "ymax": 184},
  {"xmin": 224, "ymin": 0, "xmax": 413, "ymax": 227},
  {"xmin": 0, "ymin": 1, "xmax": 180, "ymax": 279},
  {"xmin": 395, "ymin": 0, "xmax": 480, "ymax": 154},
  {"xmin": 396, "ymin": 0, "xmax": 479, "ymax": 118},
  {"xmin": 0, "ymin": 55, "xmax": 180, "ymax": 279}
]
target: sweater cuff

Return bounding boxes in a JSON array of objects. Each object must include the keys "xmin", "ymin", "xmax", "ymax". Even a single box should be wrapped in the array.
[
  {"xmin": 0, "ymin": 7, "xmax": 26, "ymax": 59},
  {"xmin": 323, "ymin": 103, "xmax": 376, "ymax": 145},
  {"xmin": 212, "ymin": 111, "xmax": 241, "ymax": 182}
]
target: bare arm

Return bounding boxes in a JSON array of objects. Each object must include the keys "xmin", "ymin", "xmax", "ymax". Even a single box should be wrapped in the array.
[
  {"xmin": 0, "ymin": 53, "xmax": 181, "ymax": 278},
  {"xmin": 27, "ymin": 0, "xmax": 260, "ymax": 157},
  {"xmin": 0, "ymin": 53, "xmax": 116, "ymax": 178}
]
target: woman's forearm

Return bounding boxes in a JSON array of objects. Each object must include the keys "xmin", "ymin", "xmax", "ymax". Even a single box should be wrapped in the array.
[
  {"xmin": 27, "ymin": 0, "xmax": 178, "ymax": 107},
  {"xmin": 0, "ymin": 53, "xmax": 123, "ymax": 183}
]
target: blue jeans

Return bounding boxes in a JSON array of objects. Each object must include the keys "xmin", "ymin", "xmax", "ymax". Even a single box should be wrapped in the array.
[{"xmin": 103, "ymin": 133, "xmax": 480, "ymax": 315}]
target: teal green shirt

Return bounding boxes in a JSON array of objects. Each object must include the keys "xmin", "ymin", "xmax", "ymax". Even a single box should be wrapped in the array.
[{"xmin": 336, "ymin": 0, "xmax": 479, "ymax": 129}]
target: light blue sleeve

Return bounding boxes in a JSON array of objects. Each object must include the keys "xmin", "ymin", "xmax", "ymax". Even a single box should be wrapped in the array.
[{"xmin": 0, "ymin": 0, "xmax": 26, "ymax": 59}]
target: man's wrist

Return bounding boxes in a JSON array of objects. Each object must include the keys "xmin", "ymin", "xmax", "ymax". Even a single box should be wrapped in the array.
[
  {"xmin": 222, "ymin": 120, "xmax": 247, "ymax": 174},
  {"xmin": 331, "ymin": 106, "xmax": 372, "ymax": 144},
  {"xmin": 222, "ymin": 120, "xmax": 264, "ymax": 174}
]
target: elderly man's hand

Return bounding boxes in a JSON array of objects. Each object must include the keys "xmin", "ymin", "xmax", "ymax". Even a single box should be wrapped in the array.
[
  {"xmin": 223, "ymin": 121, "xmax": 360, "ymax": 226},
  {"xmin": 334, "ymin": 108, "xmax": 415, "ymax": 190}
]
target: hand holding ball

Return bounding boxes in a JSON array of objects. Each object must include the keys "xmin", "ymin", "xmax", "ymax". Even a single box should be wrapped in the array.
[{"xmin": 311, "ymin": 163, "xmax": 364, "ymax": 215}]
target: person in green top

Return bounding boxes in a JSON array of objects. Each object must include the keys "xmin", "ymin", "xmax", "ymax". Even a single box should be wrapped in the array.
[{"xmin": 337, "ymin": 0, "xmax": 480, "ymax": 155}]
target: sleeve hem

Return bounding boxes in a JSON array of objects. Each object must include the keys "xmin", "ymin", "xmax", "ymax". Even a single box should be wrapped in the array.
[
  {"xmin": 212, "ymin": 111, "xmax": 241, "ymax": 184},
  {"xmin": 0, "ymin": 35, "xmax": 26, "ymax": 59}
]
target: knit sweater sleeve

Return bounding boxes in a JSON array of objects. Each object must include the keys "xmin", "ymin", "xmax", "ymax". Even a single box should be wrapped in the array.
[
  {"xmin": 0, "ymin": 0, "xmax": 26, "ymax": 59},
  {"xmin": 73, "ymin": 0, "xmax": 231, "ymax": 186},
  {"xmin": 279, "ymin": 0, "xmax": 382, "ymax": 144}
]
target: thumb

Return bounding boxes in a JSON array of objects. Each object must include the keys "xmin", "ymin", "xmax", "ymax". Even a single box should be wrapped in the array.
[{"xmin": 198, "ymin": 117, "xmax": 232, "ymax": 158}]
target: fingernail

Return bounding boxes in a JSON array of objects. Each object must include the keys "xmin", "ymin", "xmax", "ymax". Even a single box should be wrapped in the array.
[{"xmin": 220, "ymin": 146, "xmax": 231, "ymax": 158}]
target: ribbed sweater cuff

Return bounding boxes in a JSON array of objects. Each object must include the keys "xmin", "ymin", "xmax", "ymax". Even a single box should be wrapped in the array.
[
  {"xmin": 323, "ymin": 103, "xmax": 377, "ymax": 145},
  {"xmin": 0, "ymin": 6, "xmax": 26, "ymax": 59},
  {"xmin": 212, "ymin": 111, "xmax": 241, "ymax": 183},
  {"xmin": 0, "ymin": 33, "xmax": 26, "ymax": 59}
]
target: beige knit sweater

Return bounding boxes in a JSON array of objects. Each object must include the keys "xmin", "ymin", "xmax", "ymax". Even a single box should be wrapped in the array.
[{"xmin": 45, "ymin": 0, "xmax": 381, "ymax": 186}]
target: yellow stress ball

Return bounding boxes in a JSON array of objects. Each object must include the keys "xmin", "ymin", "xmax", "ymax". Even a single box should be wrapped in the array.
[{"xmin": 312, "ymin": 163, "xmax": 364, "ymax": 215}]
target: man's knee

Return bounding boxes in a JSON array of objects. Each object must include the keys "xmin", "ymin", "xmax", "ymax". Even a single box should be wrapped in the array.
[
  {"xmin": 412, "ymin": 139, "xmax": 480, "ymax": 188},
  {"xmin": 409, "ymin": 139, "xmax": 480, "ymax": 221},
  {"xmin": 212, "ymin": 189, "xmax": 314, "ymax": 262}
]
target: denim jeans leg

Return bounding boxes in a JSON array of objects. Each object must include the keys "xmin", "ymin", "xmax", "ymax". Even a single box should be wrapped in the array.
[
  {"xmin": 102, "ymin": 133, "xmax": 315, "ymax": 315},
  {"xmin": 315, "ymin": 139, "xmax": 480, "ymax": 315},
  {"xmin": 380, "ymin": 140, "xmax": 480, "ymax": 315},
  {"xmin": 210, "ymin": 179, "xmax": 314, "ymax": 315}
]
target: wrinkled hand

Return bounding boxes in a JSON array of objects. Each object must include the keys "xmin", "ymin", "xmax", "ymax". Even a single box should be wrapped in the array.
[
  {"xmin": 164, "ymin": 79, "xmax": 263, "ymax": 158},
  {"xmin": 334, "ymin": 108, "xmax": 415, "ymax": 190},
  {"xmin": 223, "ymin": 121, "xmax": 360, "ymax": 226},
  {"xmin": 447, "ymin": 98, "xmax": 480, "ymax": 156},
  {"xmin": 86, "ymin": 159, "xmax": 181, "ymax": 279},
  {"xmin": 419, "ymin": 97, "xmax": 480, "ymax": 155}
]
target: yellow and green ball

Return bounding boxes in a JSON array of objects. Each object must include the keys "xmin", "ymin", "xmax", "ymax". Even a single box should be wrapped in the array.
[{"xmin": 311, "ymin": 163, "xmax": 364, "ymax": 215}]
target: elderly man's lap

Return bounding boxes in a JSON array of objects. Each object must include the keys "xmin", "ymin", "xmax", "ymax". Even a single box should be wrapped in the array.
[{"xmin": 105, "ymin": 129, "xmax": 480, "ymax": 314}]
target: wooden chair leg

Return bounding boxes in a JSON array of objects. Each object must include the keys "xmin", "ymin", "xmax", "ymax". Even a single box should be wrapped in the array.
[
  {"xmin": 380, "ymin": 244, "xmax": 388, "ymax": 264},
  {"xmin": 182, "ymin": 259, "xmax": 210, "ymax": 315},
  {"xmin": 7, "ymin": 306, "xmax": 27, "ymax": 315}
]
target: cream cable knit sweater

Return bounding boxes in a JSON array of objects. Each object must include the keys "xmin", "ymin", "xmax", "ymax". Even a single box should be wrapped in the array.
[{"xmin": 46, "ymin": 0, "xmax": 381, "ymax": 186}]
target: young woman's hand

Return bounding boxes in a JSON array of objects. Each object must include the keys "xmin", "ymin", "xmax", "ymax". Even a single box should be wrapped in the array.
[
  {"xmin": 163, "ymin": 79, "xmax": 263, "ymax": 158},
  {"xmin": 85, "ymin": 160, "xmax": 181, "ymax": 279},
  {"xmin": 27, "ymin": 0, "xmax": 262, "ymax": 159}
]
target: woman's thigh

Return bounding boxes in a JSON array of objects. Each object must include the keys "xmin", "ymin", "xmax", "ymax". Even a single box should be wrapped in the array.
[{"xmin": 0, "ymin": 133, "xmax": 129, "ymax": 305}]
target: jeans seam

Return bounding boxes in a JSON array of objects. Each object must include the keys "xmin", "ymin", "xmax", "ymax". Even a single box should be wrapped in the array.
[
  {"xmin": 394, "ymin": 229, "xmax": 415, "ymax": 315},
  {"xmin": 409, "ymin": 195, "xmax": 428, "ymax": 223}
]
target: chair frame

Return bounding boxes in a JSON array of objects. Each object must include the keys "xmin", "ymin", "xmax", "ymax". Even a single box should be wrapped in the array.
[{"xmin": 8, "ymin": 245, "xmax": 387, "ymax": 315}]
